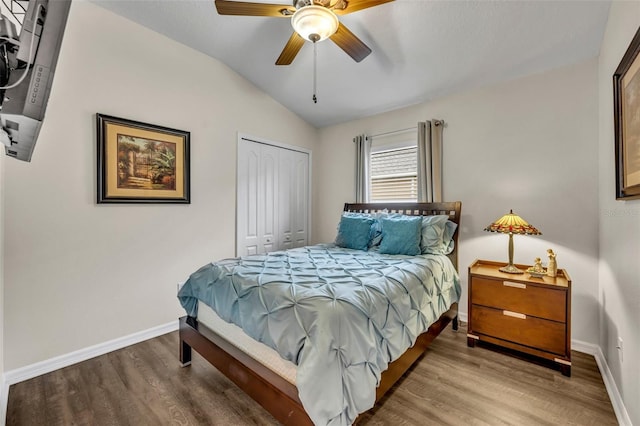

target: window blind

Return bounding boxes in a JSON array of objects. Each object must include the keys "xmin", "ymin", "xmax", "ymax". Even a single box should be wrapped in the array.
[{"xmin": 370, "ymin": 146, "xmax": 418, "ymax": 202}]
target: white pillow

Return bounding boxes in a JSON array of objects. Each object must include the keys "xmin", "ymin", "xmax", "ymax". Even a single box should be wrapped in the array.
[{"xmin": 420, "ymin": 215, "xmax": 457, "ymax": 255}]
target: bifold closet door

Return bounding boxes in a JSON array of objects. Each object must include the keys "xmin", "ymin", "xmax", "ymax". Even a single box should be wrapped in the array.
[{"xmin": 237, "ymin": 139, "xmax": 309, "ymax": 256}]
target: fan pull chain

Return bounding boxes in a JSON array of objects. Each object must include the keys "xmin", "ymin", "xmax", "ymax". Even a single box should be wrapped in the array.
[{"xmin": 312, "ymin": 40, "xmax": 318, "ymax": 104}]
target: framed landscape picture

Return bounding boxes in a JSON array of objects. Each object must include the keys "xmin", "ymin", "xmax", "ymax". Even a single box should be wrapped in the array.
[
  {"xmin": 613, "ymin": 26, "xmax": 640, "ymax": 200},
  {"xmin": 97, "ymin": 114, "xmax": 190, "ymax": 204}
]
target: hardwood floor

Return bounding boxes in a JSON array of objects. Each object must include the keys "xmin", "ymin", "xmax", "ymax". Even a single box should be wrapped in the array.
[{"xmin": 6, "ymin": 324, "xmax": 617, "ymax": 425}]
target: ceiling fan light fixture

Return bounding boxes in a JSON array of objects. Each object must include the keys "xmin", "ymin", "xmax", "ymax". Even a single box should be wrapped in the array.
[{"xmin": 291, "ymin": 5, "xmax": 339, "ymax": 42}]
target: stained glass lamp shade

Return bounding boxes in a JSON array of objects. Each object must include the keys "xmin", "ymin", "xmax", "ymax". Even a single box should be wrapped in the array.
[{"xmin": 484, "ymin": 210, "xmax": 542, "ymax": 274}]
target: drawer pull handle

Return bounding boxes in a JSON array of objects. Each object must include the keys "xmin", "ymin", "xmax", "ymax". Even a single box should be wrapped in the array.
[
  {"xmin": 503, "ymin": 281, "xmax": 526, "ymax": 289},
  {"xmin": 503, "ymin": 310, "xmax": 526, "ymax": 319}
]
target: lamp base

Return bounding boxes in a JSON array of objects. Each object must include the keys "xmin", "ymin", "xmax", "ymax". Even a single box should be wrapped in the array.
[{"xmin": 499, "ymin": 263, "xmax": 524, "ymax": 274}]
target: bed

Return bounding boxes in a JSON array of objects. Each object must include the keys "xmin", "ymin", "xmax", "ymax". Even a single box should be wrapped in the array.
[{"xmin": 178, "ymin": 201, "xmax": 462, "ymax": 425}]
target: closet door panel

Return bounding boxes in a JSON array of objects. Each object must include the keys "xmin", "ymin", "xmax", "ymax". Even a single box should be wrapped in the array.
[
  {"xmin": 237, "ymin": 141, "xmax": 260, "ymax": 256},
  {"xmin": 259, "ymin": 144, "xmax": 279, "ymax": 253},
  {"xmin": 278, "ymin": 149, "xmax": 294, "ymax": 251},
  {"xmin": 293, "ymin": 151, "xmax": 309, "ymax": 247}
]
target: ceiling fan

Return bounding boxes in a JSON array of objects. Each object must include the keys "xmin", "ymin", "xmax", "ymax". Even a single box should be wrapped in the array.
[{"xmin": 214, "ymin": 0, "xmax": 395, "ymax": 65}]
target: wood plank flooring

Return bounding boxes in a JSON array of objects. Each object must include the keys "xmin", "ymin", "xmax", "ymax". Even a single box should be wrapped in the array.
[{"xmin": 6, "ymin": 324, "xmax": 617, "ymax": 425}]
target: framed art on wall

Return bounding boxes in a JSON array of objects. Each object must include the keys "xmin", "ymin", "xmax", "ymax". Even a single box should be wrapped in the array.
[
  {"xmin": 613, "ymin": 26, "xmax": 640, "ymax": 200},
  {"xmin": 97, "ymin": 114, "xmax": 190, "ymax": 204}
]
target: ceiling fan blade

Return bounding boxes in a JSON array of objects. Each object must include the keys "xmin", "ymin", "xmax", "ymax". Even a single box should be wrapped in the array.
[
  {"xmin": 276, "ymin": 32, "xmax": 306, "ymax": 65},
  {"xmin": 332, "ymin": 0, "xmax": 394, "ymax": 16},
  {"xmin": 215, "ymin": 0, "xmax": 294, "ymax": 17},
  {"xmin": 330, "ymin": 22, "xmax": 372, "ymax": 62}
]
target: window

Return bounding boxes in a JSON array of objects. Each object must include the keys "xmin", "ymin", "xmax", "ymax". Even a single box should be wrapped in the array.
[
  {"xmin": 370, "ymin": 145, "xmax": 418, "ymax": 202},
  {"xmin": 360, "ymin": 124, "xmax": 440, "ymax": 203}
]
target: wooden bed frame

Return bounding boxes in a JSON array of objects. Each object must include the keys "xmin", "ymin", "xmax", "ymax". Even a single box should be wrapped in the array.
[{"xmin": 179, "ymin": 201, "xmax": 462, "ymax": 425}]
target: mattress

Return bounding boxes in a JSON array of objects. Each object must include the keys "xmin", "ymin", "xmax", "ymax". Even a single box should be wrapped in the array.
[{"xmin": 197, "ymin": 299, "xmax": 297, "ymax": 384}]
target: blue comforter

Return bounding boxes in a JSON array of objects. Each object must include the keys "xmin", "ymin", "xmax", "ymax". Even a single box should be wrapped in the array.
[{"xmin": 178, "ymin": 244, "xmax": 460, "ymax": 425}]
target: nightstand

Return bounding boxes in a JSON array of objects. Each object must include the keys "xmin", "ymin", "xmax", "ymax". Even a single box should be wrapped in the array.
[{"xmin": 467, "ymin": 259, "xmax": 572, "ymax": 376}]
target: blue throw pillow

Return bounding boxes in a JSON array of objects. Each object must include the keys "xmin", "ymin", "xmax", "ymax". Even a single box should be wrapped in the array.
[
  {"xmin": 369, "ymin": 211, "xmax": 406, "ymax": 247},
  {"xmin": 379, "ymin": 216, "xmax": 422, "ymax": 255},
  {"xmin": 335, "ymin": 215, "xmax": 375, "ymax": 251},
  {"xmin": 342, "ymin": 212, "xmax": 380, "ymax": 248},
  {"xmin": 340, "ymin": 211, "xmax": 402, "ymax": 248}
]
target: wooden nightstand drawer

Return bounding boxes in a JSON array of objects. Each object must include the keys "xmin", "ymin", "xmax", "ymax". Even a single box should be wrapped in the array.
[
  {"xmin": 471, "ymin": 277, "xmax": 566, "ymax": 322},
  {"xmin": 467, "ymin": 260, "xmax": 572, "ymax": 375},
  {"xmin": 471, "ymin": 305, "xmax": 566, "ymax": 355}
]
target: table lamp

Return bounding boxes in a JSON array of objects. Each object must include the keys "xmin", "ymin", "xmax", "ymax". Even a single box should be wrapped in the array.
[{"xmin": 484, "ymin": 210, "xmax": 541, "ymax": 274}]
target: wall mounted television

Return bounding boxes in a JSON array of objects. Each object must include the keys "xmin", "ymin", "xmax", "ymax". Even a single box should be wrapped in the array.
[{"xmin": 0, "ymin": 0, "xmax": 71, "ymax": 162}]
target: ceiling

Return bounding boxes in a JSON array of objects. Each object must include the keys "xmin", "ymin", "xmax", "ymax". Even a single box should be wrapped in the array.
[{"xmin": 90, "ymin": 0, "xmax": 611, "ymax": 128}]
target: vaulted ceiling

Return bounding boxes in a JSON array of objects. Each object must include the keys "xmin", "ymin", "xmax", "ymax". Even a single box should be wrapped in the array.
[{"xmin": 91, "ymin": 0, "xmax": 611, "ymax": 128}]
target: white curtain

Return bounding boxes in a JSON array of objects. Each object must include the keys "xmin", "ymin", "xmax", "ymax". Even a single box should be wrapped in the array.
[
  {"xmin": 417, "ymin": 120, "xmax": 444, "ymax": 202},
  {"xmin": 353, "ymin": 134, "xmax": 370, "ymax": 203}
]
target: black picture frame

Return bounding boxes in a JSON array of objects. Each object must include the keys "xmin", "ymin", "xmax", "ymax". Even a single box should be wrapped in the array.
[
  {"xmin": 613, "ymin": 26, "xmax": 640, "ymax": 200},
  {"xmin": 96, "ymin": 114, "xmax": 190, "ymax": 204}
]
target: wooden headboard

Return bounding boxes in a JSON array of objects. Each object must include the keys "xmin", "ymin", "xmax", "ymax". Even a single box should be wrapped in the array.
[{"xmin": 343, "ymin": 202, "xmax": 462, "ymax": 270}]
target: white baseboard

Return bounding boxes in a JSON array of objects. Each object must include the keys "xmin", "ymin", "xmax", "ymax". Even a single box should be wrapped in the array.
[
  {"xmin": 0, "ymin": 320, "xmax": 178, "ymax": 425},
  {"xmin": 571, "ymin": 339, "xmax": 599, "ymax": 356},
  {"xmin": 572, "ymin": 339, "xmax": 632, "ymax": 426}
]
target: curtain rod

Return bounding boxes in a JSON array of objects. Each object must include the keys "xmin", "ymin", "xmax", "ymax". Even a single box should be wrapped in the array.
[{"xmin": 370, "ymin": 126, "xmax": 417, "ymax": 139}]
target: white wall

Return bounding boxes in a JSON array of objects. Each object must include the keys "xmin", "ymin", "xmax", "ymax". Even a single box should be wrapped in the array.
[
  {"xmin": 2, "ymin": 0, "xmax": 317, "ymax": 370},
  {"xmin": 598, "ymin": 2, "xmax": 640, "ymax": 425},
  {"xmin": 314, "ymin": 60, "xmax": 600, "ymax": 344}
]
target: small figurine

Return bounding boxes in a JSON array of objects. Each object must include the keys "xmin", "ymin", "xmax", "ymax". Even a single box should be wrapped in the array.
[
  {"xmin": 547, "ymin": 249, "xmax": 557, "ymax": 277},
  {"xmin": 532, "ymin": 257, "xmax": 545, "ymax": 273},
  {"xmin": 526, "ymin": 257, "xmax": 546, "ymax": 277}
]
